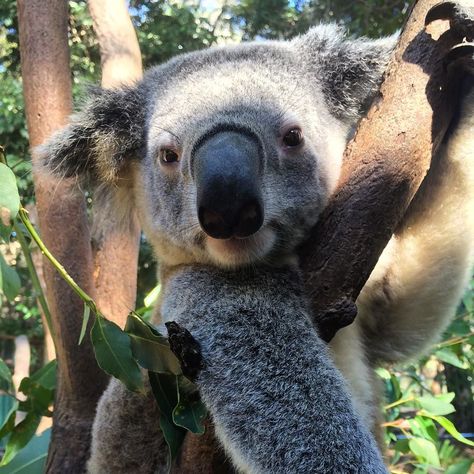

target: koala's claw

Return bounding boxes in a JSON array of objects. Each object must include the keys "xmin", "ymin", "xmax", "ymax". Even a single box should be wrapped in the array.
[
  {"xmin": 444, "ymin": 42, "xmax": 474, "ymax": 74},
  {"xmin": 425, "ymin": 1, "xmax": 474, "ymax": 40},
  {"xmin": 166, "ymin": 321, "xmax": 205, "ymax": 381}
]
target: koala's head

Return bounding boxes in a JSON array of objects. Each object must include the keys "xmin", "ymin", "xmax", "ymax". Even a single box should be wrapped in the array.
[{"xmin": 40, "ymin": 25, "xmax": 394, "ymax": 268}]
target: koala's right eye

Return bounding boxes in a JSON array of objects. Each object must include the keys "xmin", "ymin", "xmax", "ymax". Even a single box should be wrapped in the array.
[{"xmin": 159, "ymin": 148, "xmax": 180, "ymax": 164}]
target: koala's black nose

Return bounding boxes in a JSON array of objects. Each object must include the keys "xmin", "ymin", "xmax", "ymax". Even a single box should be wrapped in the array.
[{"xmin": 193, "ymin": 130, "xmax": 264, "ymax": 239}]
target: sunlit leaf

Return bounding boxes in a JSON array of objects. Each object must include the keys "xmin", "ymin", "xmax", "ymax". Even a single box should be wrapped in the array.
[
  {"xmin": 417, "ymin": 394, "xmax": 455, "ymax": 416},
  {"xmin": 173, "ymin": 375, "xmax": 206, "ymax": 434},
  {"xmin": 125, "ymin": 312, "xmax": 182, "ymax": 375},
  {"xmin": 144, "ymin": 284, "xmax": 161, "ymax": 308},
  {"xmin": 408, "ymin": 437, "xmax": 440, "ymax": 467},
  {"xmin": 91, "ymin": 315, "xmax": 144, "ymax": 393},
  {"xmin": 149, "ymin": 372, "xmax": 185, "ymax": 461},
  {"xmin": 0, "ymin": 162, "xmax": 20, "ymax": 225},
  {"xmin": 0, "ymin": 413, "xmax": 41, "ymax": 466},
  {"xmin": 435, "ymin": 348, "xmax": 467, "ymax": 369},
  {"xmin": 419, "ymin": 412, "xmax": 474, "ymax": 446},
  {"xmin": 0, "ymin": 254, "xmax": 21, "ymax": 302}
]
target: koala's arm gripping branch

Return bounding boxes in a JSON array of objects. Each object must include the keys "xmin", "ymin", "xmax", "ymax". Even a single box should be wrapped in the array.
[{"xmin": 298, "ymin": 0, "xmax": 466, "ymax": 342}]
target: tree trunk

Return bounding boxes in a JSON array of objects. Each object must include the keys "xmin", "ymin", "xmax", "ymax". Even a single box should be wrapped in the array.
[
  {"xmin": 17, "ymin": 1, "xmax": 108, "ymax": 472},
  {"xmin": 87, "ymin": 0, "xmax": 143, "ymax": 329}
]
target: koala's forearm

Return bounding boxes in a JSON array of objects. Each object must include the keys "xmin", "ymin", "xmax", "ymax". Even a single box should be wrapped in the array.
[
  {"xmin": 162, "ymin": 266, "xmax": 387, "ymax": 474},
  {"xmin": 358, "ymin": 88, "xmax": 474, "ymax": 364}
]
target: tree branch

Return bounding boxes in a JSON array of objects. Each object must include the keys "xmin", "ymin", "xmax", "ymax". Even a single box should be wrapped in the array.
[{"xmin": 298, "ymin": 0, "xmax": 464, "ymax": 342}]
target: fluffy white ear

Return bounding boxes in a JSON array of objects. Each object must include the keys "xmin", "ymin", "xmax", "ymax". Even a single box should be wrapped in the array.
[
  {"xmin": 292, "ymin": 24, "xmax": 398, "ymax": 122},
  {"xmin": 37, "ymin": 85, "xmax": 146, "ymax": 184}
]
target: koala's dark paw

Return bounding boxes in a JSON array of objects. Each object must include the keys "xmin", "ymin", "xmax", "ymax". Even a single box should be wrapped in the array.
[
  {"xmin": 166, "ymin": 321, "xmax": 205, "ymax": 381},
  {"xmin": 425, "ymin": 1, "xmax": 474, "ymax": 40}
]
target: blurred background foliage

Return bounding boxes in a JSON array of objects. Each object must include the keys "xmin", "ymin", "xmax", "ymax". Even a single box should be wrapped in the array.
[{"xmin": 0, "ymin": 1, "xmax": 472, "ymax": 472}]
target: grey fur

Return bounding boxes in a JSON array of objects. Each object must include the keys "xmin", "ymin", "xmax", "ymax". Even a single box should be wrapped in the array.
[
  {"xmin": 160, "ymin": 264, "xmax": 387, "ymax": 473},
  {"xmin": 38, "ymin": 19, "xmax": 474, "ymax": 474}
]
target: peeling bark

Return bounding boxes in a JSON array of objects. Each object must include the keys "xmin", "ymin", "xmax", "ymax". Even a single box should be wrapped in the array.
[{"xmin": 16, "ymin": 1, "xmax": 108, "ymax": 471}]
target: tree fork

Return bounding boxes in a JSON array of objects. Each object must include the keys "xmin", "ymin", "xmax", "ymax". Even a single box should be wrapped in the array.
[{"xmin": 16, "ymin": 0, "xmax": 108, "ymax": 472}]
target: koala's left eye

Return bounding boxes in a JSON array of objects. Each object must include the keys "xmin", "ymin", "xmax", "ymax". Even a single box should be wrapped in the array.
[
  {"xmin": 282, "ymin": 128, "xmax": 303, "ymax": 148},
  {"xmin": 159, "ymin": 148, "xmax": 180, "ymax": 164}
]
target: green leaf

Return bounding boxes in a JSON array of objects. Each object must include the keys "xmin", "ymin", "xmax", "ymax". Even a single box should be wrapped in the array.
[
  {"xmin": 0, "ymin": 359, "xmax": 12, "ymax": 393},
  {"xmin": 375, "ymin": 367, "xmax": 391, "ymax": 380},
  {"xmin": 408, "ymin": 416, "xmax": 438, "ymax": 443},
  {"xmin": 0, "ymin": 428, "xmax": 50, "ymax": 474},
  {"xmin": 408, "ymin": 437, "xmax": 440, "ymax": 467},
  {"xmin": 78, "ymin": 304, "xmax": 91, "ymax": 345},
  {"xmin": 417, "ymin": 394, "xmax": 455, "ymax": 416},
  {"xmin": 435, "ymin": 348, "xmax": 467, "ymax": 369},
  {"xmin": 91, "ymin": 315, "xmax": 144, "ymax": 393},
  {"xmin": 420, "ymin": 412, "xmax": 474, "ymax": 447},
  {"xmin": 125, "ymin": 312, "xmax": 182, "ymax": 375},
  {"xmin": 28, "ymin": 360, "xmax": 57, "ymax": 391},
  {"xmin": 173, "ymin": 375, "xmax": 207, "ymax": 434},
  {"xmin": 445, "ymin": 459, "xmax": 474, "ymax": 474},
  {"xmin": 0, "ymin": 413, "xmax": 41, "ymax": 466},
  {"xmin": 0, "ymin": 400, "xmax": 18, "ymax": 439},
  {"xmin": 0, "ymin": 162, "xmax": 20, "ymax": 225},
  {"xmin": 0, "ymin": 254, "xmax": 21, "ymax": 302},
  {"xmin": 144, "ymin": 284, "xmax": 161, "ymax": 308},
  {"xmin": 149, "ymin": 372, "xmax": 185, "ymax": 461}
]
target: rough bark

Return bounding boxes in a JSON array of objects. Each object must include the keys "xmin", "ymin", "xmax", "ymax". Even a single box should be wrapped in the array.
[
  {"xmin": 298, "ymin": 0, "xmax": 464, "ymax": 342},
  {"xmin": 16, "ymin": 1, "xmax": 108, "ymax": 472},
  {"xmin": 88, "ymin": 0, "xmax": 143, "ymax": 329},
  {"xmin": 175, "ymin": 0, "xmax": 467, "ymax": 470}
]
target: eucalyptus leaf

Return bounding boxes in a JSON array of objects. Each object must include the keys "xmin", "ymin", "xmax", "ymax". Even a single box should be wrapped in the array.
[
  {"xmin": 0, "ymin": 400, "xmax": 18, "ymax": 439},
  {"xmin": 0, "ymin": 428, "xmax": 50, "ymax": 474},
  {"xmin": 0, "ymin": 162, "xmax": 20, "ymax": 224},
  {"xmin": 420, "ymin": 412, "xmax": 474, "ymax": 447},
  {"xmin": 0, "ymin": 359, "xmax": 12, "ymax": 393},
  {"xmin": 0, "ymin": 254, "xmax": 21, "ymax": 302},
  {"xmin": 91, "ymin": 315, "xmax": 144, "ymax": 393},
  {"xmin": 149, "ymin": 372, "xmax": 186, "ymax": 460},
  {"xmin": 0, "ymin": 413, "xmax": 41, "ymax": 467},
  {"xmin": 417, "ymin": 394, "xmax": 455, "ymax": 416},
  {"xmin": 28, "ymin": 360, "xmax": 57, "ymax": 391},
  {"xmin": 408, "ymin": 437, "xmax": 440, "ymax": 467},
  {"xmin": 173, "ymin": 375, "xmax": 206, "ymax": 435},
  {"xmin": 434, "ymin": 348, "xmax": 467, "ymax": 369},
  {"xmin": 125, "ymin": 312, "xmax": 182, "ymax": 375}
]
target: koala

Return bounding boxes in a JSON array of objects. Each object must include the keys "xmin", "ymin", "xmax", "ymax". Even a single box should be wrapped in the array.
[{"xmin": 40, "ymin": 4, "xmax": 474, "ymax": 472}]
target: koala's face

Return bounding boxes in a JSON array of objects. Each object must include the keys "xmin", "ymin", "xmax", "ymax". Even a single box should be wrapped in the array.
[
  {"xmin": 134, "ymin": 44, "xmax": 347, "ymax": 268},
  {"xmin": 42, "ymin": 25, "xmax": 391, "ymax": 269}
]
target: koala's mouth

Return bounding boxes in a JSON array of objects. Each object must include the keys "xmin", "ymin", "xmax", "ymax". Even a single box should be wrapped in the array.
[{"xmin": 205, "ymin": 226, "xmax": 276, "ymax": 267}]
